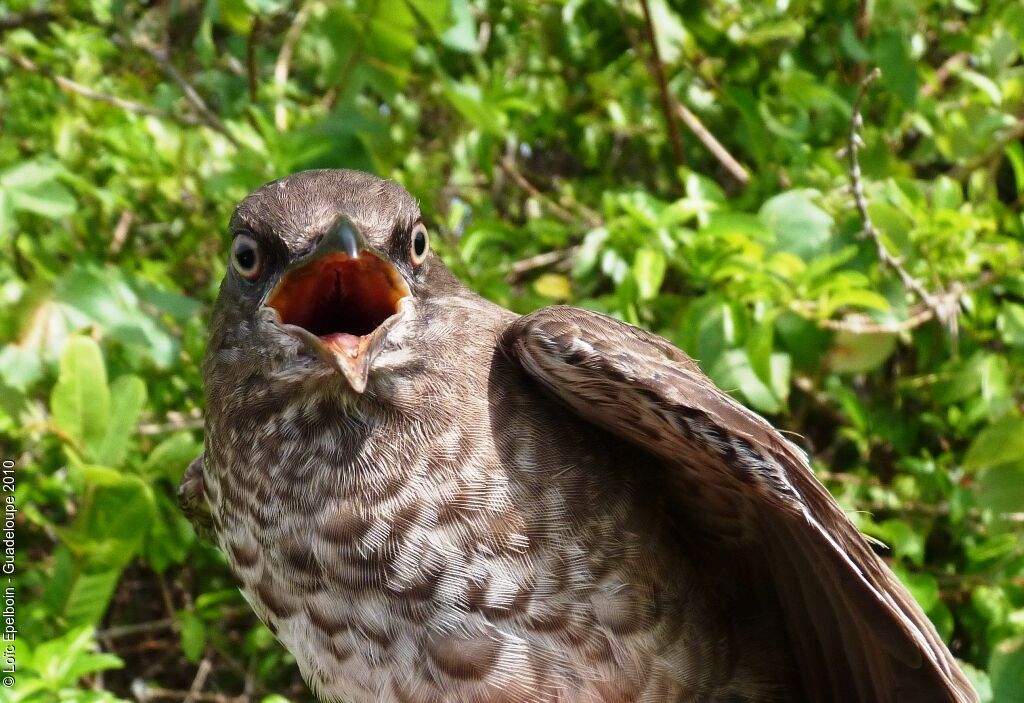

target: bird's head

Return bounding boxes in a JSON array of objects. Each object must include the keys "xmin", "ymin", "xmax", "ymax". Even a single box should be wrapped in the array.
[{"xmin": 206, "ymin": 169, "xmax": 460, "ymax": 394}]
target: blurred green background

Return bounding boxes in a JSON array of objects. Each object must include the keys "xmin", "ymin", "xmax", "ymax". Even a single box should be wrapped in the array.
[{"xmin": 2, "ymin": 0, "xmax": 1024, "ymax": 700}]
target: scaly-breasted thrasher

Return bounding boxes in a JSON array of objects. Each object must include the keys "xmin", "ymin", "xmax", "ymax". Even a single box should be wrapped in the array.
[{"xmin": 180, "ymin": 169, "xmax": 977, "ymax": 703}]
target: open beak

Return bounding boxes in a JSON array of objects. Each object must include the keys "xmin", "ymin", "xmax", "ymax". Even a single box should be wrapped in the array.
[{"xmin": 263, "ymin": 219, "xmax": 410, "ymax": 392}]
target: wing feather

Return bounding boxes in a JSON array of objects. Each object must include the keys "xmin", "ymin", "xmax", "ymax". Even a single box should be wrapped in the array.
[{"xmin": 503, "ymin": 306, "xmax": 976, "ymax": 703}]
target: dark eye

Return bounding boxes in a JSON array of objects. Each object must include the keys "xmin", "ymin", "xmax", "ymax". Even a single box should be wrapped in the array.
[
  {"xmin": 231, "ymin": 233, "xmax": 264, "ymax": 280},
  {"xmin": 410, "ymin": 223, "xmax": 429, "ymax": 266}
]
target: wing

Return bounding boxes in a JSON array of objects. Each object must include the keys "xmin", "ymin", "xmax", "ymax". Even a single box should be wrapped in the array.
[
  {"xmin": 502, "ymin": 305, "xmax": 977, "ymax": 703},
  {"xmin": 178, "ymin": 453, "xmax": 214, "ymax": 541}
]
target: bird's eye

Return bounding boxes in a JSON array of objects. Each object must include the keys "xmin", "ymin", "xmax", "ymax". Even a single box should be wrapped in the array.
[
  {"xmin": 410, "ymin": 223, "xmax": 429, "ymax": 266},
  {"xmin": 231, "ymin": 233, "xmax": 264, "ymax": 280}
]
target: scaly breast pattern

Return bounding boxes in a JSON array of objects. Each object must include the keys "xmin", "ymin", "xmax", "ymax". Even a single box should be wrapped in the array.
[{"xmin": 203, "ymin": 350, "xmax": 779, "ymax": 703}]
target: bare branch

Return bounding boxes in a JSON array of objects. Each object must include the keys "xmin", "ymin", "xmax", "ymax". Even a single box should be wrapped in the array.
[
  {"xmin": 246, "ymin": 16, "xmax": 261, "ymax": 102},
  {"xmin": 616, "ymin": 3, "xmax": 749, "ymax": 186},
  {"xmin": 0, "ymin": 9, "xmax": 55, "ymax": 32},
  {"xmin": 137, "ymin": 408, "xmax": 204, "ymax": 435},
  {"xmin": 132, "ymin": 39, "xmax": 241, "ymax": 147},
  {"xmin": 635, "ymin": 0, "xmax": 684, "ymax": 168},
  {"xmin": 507, "ymin": 246, "xmax": 580, "ymax": 283},
  {"xmin": 98, "ymin": 617, "xmax": 177, "ymax": 640},
  {"xmin": 847, "ymin": 68, "xmax": 959, "ymax": 334},
  {"xmin": 274, "ymin": 1, "xmax": 314, "ymax": 130},
  {"xmin": 949, "ymin": 115, "xmax": 1024, "ymax": 181},
  {"xmin": 921, "ymin": 52, "xmax": 969, "ymax": 98},
  {"xmin": 674, "ymin": 102, "xmax": 750, "ymax": 185},
  {"xmin": 816, "ymin": 308, "xmax": 935, "ymax": 334},
  {"xmin": 0, "ymin": 49, "xmax": 205, "ymax": 127},
  {"xmin": 499, "ymin": 158, "xmax": 603, "ymax": 228},
  {"xmin": 789, "ymin": 301, "xmax": 937, "ymax": 334},
  {"xmin": 183, "ymin": 658, "xmax": 213, "ymax": 703},
  {"xmin": 135, "ymin": 684, "xmax": 244, "ymax": 703},
  {"xmin": 109, "ymin": 210, "xmax": 134, "ymax": 255}
]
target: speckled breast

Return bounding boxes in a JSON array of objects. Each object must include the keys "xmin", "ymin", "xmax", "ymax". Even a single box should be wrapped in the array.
[{"xmin": 203, "ymin": 379, "xmax": 778, "ymax": 703}]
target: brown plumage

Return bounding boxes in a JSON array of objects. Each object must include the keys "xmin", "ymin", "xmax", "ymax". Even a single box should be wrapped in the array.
[{"xmin": 181, "ymin": 169, "xmax": 978, "ymax": 702}]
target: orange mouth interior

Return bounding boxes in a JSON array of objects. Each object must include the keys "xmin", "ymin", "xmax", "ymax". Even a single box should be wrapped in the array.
[{"xmin": 266, "ymin": 252, "xmax": 408, "ymax": 358}]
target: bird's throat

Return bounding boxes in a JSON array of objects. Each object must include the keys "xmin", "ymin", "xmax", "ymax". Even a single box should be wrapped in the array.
[{"xmin": 265, "ymin": 251, "xmax": 410, "ymax": 390}]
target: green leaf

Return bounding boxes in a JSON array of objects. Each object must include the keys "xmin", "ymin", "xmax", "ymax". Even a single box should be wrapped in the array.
[
  {"xmin": 0, "ymin": 186, "xmax": 12, "ymax": 237},
  {"xmin": 146, "ymin": 491, "xmax": 196, "ymax": 572},
  {"xmin": 66, "ymin": 468, "xmax": 157, "ymax": 568},
  {"xmin": 967, "ymin": 534, "xmax": 1020, "ymax": 568},
  {"xmin": 746, "ymin": 316, "xmax": 776, "ymax": 387},
  {"xmin": 964, "ymin": 416, "xmax": 1024, "ymax": 472},
  {"xmin": 178, "ymin": 609, "xmax": 207, "ymax": 662},
  {"xmin": 91, "ymin": 375, "xmax": 146, "ymax": 467},
  {"xmin": 959, "ymin": 661, "xmax": 993, "ymax": 703},
  {"xmin": 0, "ymin": 344, "xmax": 43, "ymax": 390},
  {"xmin": 892, "ymin": 566, "xmax": 939, "ymax": 611},
  {"xmin": 759, "ymin": 190, "xmax": 834, "ymax": 260},
  {"xmin": 440, "ymin": 0, "xmax": 477, "ymax": 53},
  {"xmin": 820, "ymin": 288, "xmax": 892, "ymax": 316},
  {"xmin": 0, "ymin": 159, "xmax": 61, "ymax": 188},
  {"xmin": 8, "ymin": 180, "xmax": 77, "ymax": 219},
  {"xmin": 997, "ymin": 303, "xmax": 1024, "ymax": 347},
  {"xmin": 142, "ymin": 433, "xmax": 203, "ymax": 482},
  {"xmin": 932, "ymin": 176, "xmax": 964, "ymax": 210},
  {"xmin": 51, "ymin": 336, "xmax": 110, "ymax": 452},
  {"xmin": 872, "ymin": 520, "xmax": 926, "ymax": 566},
  {"xmin": 63, "ymin": 570, "xmax": 122, "ymax": 626},
  {"xmin": 632, "ymin": 248, "xmax": 666, "ymax": 301},
  {"xmin": 533, "ymin": 273, "xmax": 572, "ymax": 301},
  {"xmin": 572, "ymin": 227, "xmax": 610, "ymax": 278},
  {"xmin": 0, "ymin": 158, "xmax": 76, "ymax": 220},
  {"xmin": 29, "ymin": 626, "xmax": 124, "ymax": 685},
  {"xmin": 874, "ymin": 32, "xmax": 918, "ymax": 106},
  {"xmin": 826, "ymin": 331, "xmax": 897, "ymax": 373},
  {"xmin": 709, "ymin": 349, "xmax": 783, "ymax": 414},
  {"xmin": 990, "ymin": 638, "xmax": 1024, "ymax": 703},
  {"xmin": 56, "ymin": 265, "xmax": 179, "ymax": 368},
  {"xmin": 976, "ymin": 464, "xmax": 1024, "ymax": 526},
  {"xmin": 767, "ymin": 353, "xmax": 791, "ymax": 405}
]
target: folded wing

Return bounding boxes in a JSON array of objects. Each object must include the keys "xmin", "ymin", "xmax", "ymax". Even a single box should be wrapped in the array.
[{"xmin": 503, "ymin": 306, "xmax": 976, "ymax": 703}]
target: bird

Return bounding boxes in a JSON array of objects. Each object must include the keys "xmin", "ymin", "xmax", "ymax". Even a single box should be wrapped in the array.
[{"xmin": 180, "ymin": 168, "xmax": 978, "ymax": 703}]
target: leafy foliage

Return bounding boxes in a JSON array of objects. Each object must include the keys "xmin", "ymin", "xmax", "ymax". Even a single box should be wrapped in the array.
[{"xmin": 2, "ymin": 0, "xmax": 1023, "ymax": 700}]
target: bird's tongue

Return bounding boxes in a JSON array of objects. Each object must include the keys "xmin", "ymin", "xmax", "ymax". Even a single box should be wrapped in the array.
[
  {"xmin": 320, "ymin": 332, "xmax": 362, "ymax": 358},
  {"xmin": 266, "ymin": 251, "xmax": 409, "ymax": 369}
]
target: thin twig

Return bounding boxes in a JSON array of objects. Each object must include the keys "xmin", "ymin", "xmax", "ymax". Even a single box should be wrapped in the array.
[
  {"xmin": 98, "ymin": 617, "xmax": 178, "ymax": 640},
  {"xmin": 109, "ymin": 210, "xmax": 134, "ymax": 255},
  {"xmin": 137, "ymin": 409, "xmax": 204, "ymax": 436},
  {"xmin": 327, "ymin": 0, "xmax": 380, "ymax": 109},
  {"xmin": 816, "ymin": 469, "xmax": 881, "ymax": 487},
  {"xmin": 0, "ymin": 49, "xmax": 205, "ymax": 127},
  {"xmin": 921, "ymin": 52, "xmax": 969, "ymax": 98},
  {"xmin": 273, "ymin": 1, "xmax": 314, "ymax": 130},
  {"xmin": 616, "ymin": 3, "xmax": 749, "ymax": 186},
  {"xmin": 0, "ymin": 9, "xmax": 55, "ymax": 31},
  {"xmin": 790, "ymin": 301, "xmax": 937, "ymax": 334},
  {"xmin": 949, "ymin": 115, "xmax": 1024, "ymax": 180},
  {"xmin": 183, "ymin": 658, "xmax": 213, "ymax": 703},
  {"xmin": 847, "ymin": 68, "xmax": 959, "ymax": 334},
  {"xmin": 815, "ymin": 308, "xmax": 935, "ymax": 334},
  {"xmin": 245, "ymin": 16, "xmax": 261, "ymax": 102},
  {"xmin": 507, "ymin": 246, "xmax": 580, "ymax": 282},
  {"xmin": 499, "ymin": 158, "xmax": 602, "ymax": 227},
  {"xmin": 136, "ymin": 686, "xmax": 243, "ymax": 703},
  {"xmin": 132, "ymin": 39, "xmax": 241, "ymax": 147},
  {"xmin": 674, "ymin": 102, "xmax": 750, "ymax": 184},
  {"xmin": 634, "ymin": 0, "xmax": 684, "ymax": 168}
]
